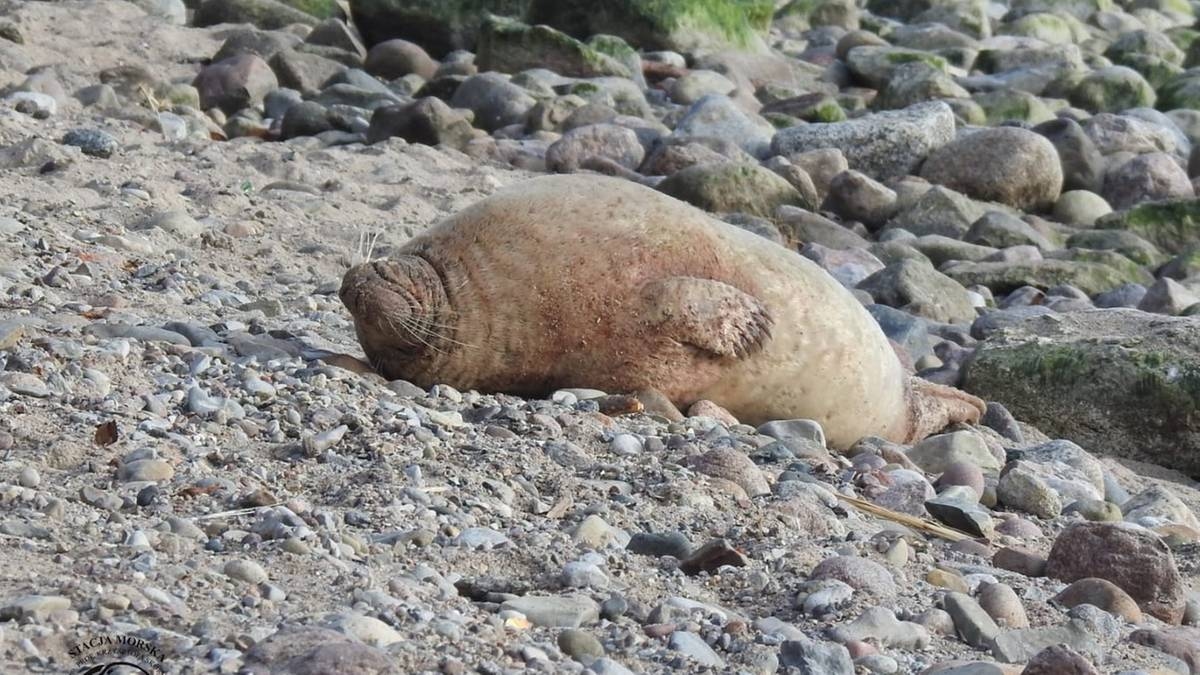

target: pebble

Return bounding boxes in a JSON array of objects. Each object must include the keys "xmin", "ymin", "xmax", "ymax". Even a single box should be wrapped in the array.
[
  {"xmin": 668, "ymin": 631, "xmax": 724, "ymax": 667},
  {"xmin": 558, "ymin": 628, "xmax": 603, "ymax": 661},
  {"xmin": 118, "ymin": 459, "xmax": 174, "ymax": 483},
  {"xmin": 944, "ymin": 592, "xmax": 1001, "ymax": 649},
  {"xmin": 61, "ymin": 128, "xmax": 118, "ymax": 158},
  {"xmin": 500, "ymin": 596, "xmax": 599, "ymax": 628},
  {"xmin": 223, "ymin": 559, "xmax": 268, "ymax": 585},
  {"xmin": 17, "ymin": 467, "xmax": 39, "ymax": 488}
]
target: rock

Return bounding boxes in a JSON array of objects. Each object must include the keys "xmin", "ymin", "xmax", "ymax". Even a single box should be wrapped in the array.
[
  {"xmin": 779, "ymin": 635, "xmax": 855, "ymax": 674},
  {"xmin": 62, "ymin": 129, "xmax": 118, "ymax": 159},
  {"xmin": 244, "ymin": 626, "xmax": 401, "ymax": 675},
  {"xmin": 845, "ymin": 46, "xmax": 949, "ymax": 90},
  {"xmin": 830, "ymin": 606, "xmax": 931, "ymax": 649},
  {"xmin": 1064, "ymin": 499, "xmax": 1120, "ymax": 522},
  {"xmin": 1137, "ymin": 278, "xmax": 1199, "ymax": 315},
  {"xmin": 0, "ymin": 372, "xmax": 49, "ymax": 398},
  {"xmin": 546, "ymin": 124, "xmax": 644, "ymax": 173},
  {"xmin": 925, "ymin": 494, "xmax": 995, "ymax": 538},
  {"xmin": 364, "ymin": 39, "xmax": 437, "ymax": 80},
  {"xmin": 193, "ymin": 0, "xmax": 320, "ymax": 30},
  {"xmin": 331, "ymin": 614, "xmax": 403, "ymax": 647},
  {"xmin": 1097, "ymin": 197, "xmax": 1200, "ymax": 255},
  {"xmin": 993, "ymin": 546, "xmax": 1047, "ymax": 577},
  {"xmin": 224, "ymin": 558, "xmax": 268, "ymax": 584},
  {"xmin": 679, "ymin": 538, "xmax": 749, "ymax": 575},
  {"xmin": 668, "ymin": 631, "xmax": 724, "ymax": 667},
  {"xmin": 269, "ymin": 49, "xmax": 346, "ymax": 96},
  {"xmin": 367, "ymin": 97, "xmax": 474, "ymax": 150},
  {"xmin": 1103, "ymin": 153, "xmax": 1193, "ymax": 211},
  {"xmin": 1122, "ymin": 484, "xmax": 1200, "ymax": 531},
  {"xmin": 803, "ymin": 244, "xmax": 885, "ymax": 288},
  {"xmin": 657, "ymin": 162, "xmax": 806, "ymax": 218},
  {"xmin": 964, "ymin": 212, "xmax": 1053, "ymax": 250},
  {"xmin": 942, "ymin": 254, "xmax": 1149, "ymax": 296},
  {"xmin": 672, "ymin": 95, "xmax": 774, "ymax": 159},
  {"xmin": 1128, "ymin": 626, "xmax": 1200, "ymax": 669},
  {"xmin": 944, "ymin": 592, "xmax": 1000, "ymax": 649},
  {"xmin": 1032, "ymin": 117, "xmax": 1103, "ymax": 193},
  {"xmin": 990, "ymin": 620, "xmax": 1101, "ymax": 664},
  {"xmin": 118, "ymin": 459, "xmax": 174, "ymax": 483},
  {"xmin": 810, "ymin": 555, "xmax": 896, "ymax": 598},
  {"xmin": 525, "ymin": 0, "xmax": 773, "ymax": 54},
  {"xmin": 0, "ymin": 594, "xmax": 70, "ymax": 621},
  {"xmin": 193, "ymin": 54, "xmax": 278, "ymax": 115},
  {"xmin": 978, "ymin": 582, "xmax": 1029, "ymax": 629},
  {"xmin": 921, "ymin": 127, "xmax": 1063, "ymax": 211},
  {"xmin": 477, "ymin": 16, "xmax": 630, "ymax": 79},
  {"xmin": 627, "ymin": 531, "xmax": 692, "ymax": 559},
  {"xmin": 771, "ymin": 101, "xmax": 956, "ymax": 181},
  {"xmin": 886, "ymin": 186, "xmax": 989, "ymax": 238},
  {"xmin": 997, "ymin": 461, "xmax": 1062, "ymax": 518},
  {"xmin": 670, "ymin": 70, "xmax": 735, "ymax": 105},
  {"xmin": 822, "ymin": 170, "xmax": 898, "ymax": 229},
  {"xmin": 558, "ymin": 629, "xmax": 604, "ymax": 661},
  {"xmin": 857, "ymin": 259, "xmax": 977, "ymax": 324},
  {"xmin": 449, "ymin": 72, "xmax": 535, "ymax": 132},
  {"xmin": 1020, "ymin": 645, "xmax": 1100, "ymax": 675},
  {"xmin": 962, "ymin": 309, "xmax": 1200, "ymax": 474},
  {"xmin": 1046, "ymin": 521, "xmax": 1185, "ymax": 624},
  {"xmin": 1053, "ymin": 191, "xmax": 1111, "ymax": 226},
  {"xmin": 908, "ymin": 431, "xmax": 1000, "ymax": 474},
  {"xmin": 500, "ymin": 595, "xmax": 600, "ymax": 628},
  {"xmin": 1053, "ymin": 578, "xmax": 1144, "ymax": 623},
  {"xmin": 1071, "ymin": 66, "xmax": 1156, "ymax": 113}
]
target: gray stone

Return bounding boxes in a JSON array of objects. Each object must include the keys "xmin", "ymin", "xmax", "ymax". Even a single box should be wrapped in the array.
[
  {"xmin": 779, "ymin": 635, "xmax": 854, "ymax": 675},
  {"xmin": 771, "ymin": 101, "xmax": 955, "ymax": 181},
  {"xmin": 501, "ymin": 595, "xmax": 600, "ymax": 628}
]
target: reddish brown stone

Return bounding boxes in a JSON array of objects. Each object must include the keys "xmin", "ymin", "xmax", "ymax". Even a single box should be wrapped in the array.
[
  {"xmin": 1130, "ymin": 626, "xmax": 1200, "ymax": 673},
  {"xmin": 1020, "ymin": 645, "xmax": 1100, "ymax": 675},
  {"xmin": 993, "ymin": 546, "xmax": 1047, "ymax": 577},
  {"xmin": 1053, "ymin": 577, "xmax": 1143, "ymax": 624},
  {"xmin": 1045, "ymin": 522, "xmax": 1185, "ymax": 624}
]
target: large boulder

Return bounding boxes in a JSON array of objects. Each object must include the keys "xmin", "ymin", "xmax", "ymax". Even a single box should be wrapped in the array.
[
  {"xmin": 920, "ymin": 127, "xmax": 1063, "ymax": 212},
  {"xmin": 1045, "ymin": 521, "xmax": 1185, "ymax": 624},
  {"xmin": 476, "ymin": 15, "xmax": 632, "ymax": 78},
  {"xmin": 349, "ymin": 0, "xmax": 530, "ymax": 54},
  {"xmin": 1096, "ymin": 197, "xmax": 1200, "ymax": 255},
  {"xmin": 657, "ymin": 162, "xmax": 807, "ymax": 218},
  {"xmin": 962, "ymin": 309, "xmax": 1200, "ymax": 475},
  {"xmin": 525, "ymin": 0, "xmax": 773, "ymax": 54},
  {"xmin": 771, "ymin": 101, "xmax": 955, "ymax": 181}
]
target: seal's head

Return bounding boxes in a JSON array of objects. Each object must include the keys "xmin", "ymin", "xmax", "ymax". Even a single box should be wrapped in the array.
[{"xmin": 339, "ymin": 255, "xmax": 450, "ymax": 377}]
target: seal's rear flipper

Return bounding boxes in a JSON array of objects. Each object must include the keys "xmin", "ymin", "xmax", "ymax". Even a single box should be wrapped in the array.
[
  {"xmin": 903, "ymin": 377, "xmax": 987, "ymax": 443},
  {"xmin": 639, "ymin": 277, "xmax": 774, "ymax": 359}
]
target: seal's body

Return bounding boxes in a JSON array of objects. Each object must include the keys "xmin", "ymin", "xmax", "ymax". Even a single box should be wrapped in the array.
[{"xmin": 340, "ymin": 175, "xmax": 983, "ymax": 447}]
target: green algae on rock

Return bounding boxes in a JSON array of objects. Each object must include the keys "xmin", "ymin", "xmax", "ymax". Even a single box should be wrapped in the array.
[
  {"xmin": 941, "ymin": 253, "xmax": 1151, "ymax": 296},
  {"xmin": 476, "ymin": 15, "xmax": 632, "ymax": 78},
  {"xmin": 963, "ymin": 309, "xmax": 1200, "ymax": 475},
  {"xmin": 1096, "ymin": 198, "xmax": 1200, "ymax": 255},
  {"xmin": 526, "ymin": 0, "xmax": 774, "ymax": 53},
  {"xmin": 349, "ymin": 0, "xmax": 530, "ymax": 53},
  {"xmin": 656, "ymin": 162, "xmax": 808, "ymax": 218}
]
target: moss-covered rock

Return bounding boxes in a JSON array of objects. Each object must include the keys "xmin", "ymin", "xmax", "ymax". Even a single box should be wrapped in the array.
[
  {"xmin": 846, "ymin": 46, "xmax": 949, "ymax": 89},
  {"xmin": 999, "ymin": 11, "xmax": 1088, "ymax": 44},
  {"xmin": 776, "ymin": 0, "xmax": 859, "ymax": 31},
  {"xmin": 1097, "ymin": 198, "xmax": 1200, "ymax": 255},
  {"xmin": 972, "ymin": 89, "xmax": 1056, "ymax": 124},
  {"xmin": 1065, "ymin": 229, "xmax": 1165, "ymax": 266},
  {"xmin": 476, "ymin": 15, "xmax": 632, "ymax": 78},
  {"xmin": 1069, "ymin": 66, "xmax": 1156, "ymax": 112},
  {"xmin": 877, "ymin": 61, "xmax": 969, "ymax": 110},
  {"xmin": 1157, "ymin": 71, "xmax": 1200, "ymax": 110},
  {"xmin": 941, "ymin": 254, "xmax": 1152, "ymax": 295},
  {"xmin": 761, "ymin": 92, "xmax": 846, "ymax": 122},
  {"xmin": 962, "ymin": 309, "xmax": 1200, "ymax": 474},
  {"xmin": 1105, "ymin": 29, "xmax": 1185, "ymax": 89},
  {"xmin": 1005, "ymin": 0, "xmax": 1113, "ymax": 20},
  {"xmin": 349, "ymin": 0, "xmax": 530, "ymax": 54},
  {"xmin": 857, "ymin": 258, "xmax": 978, "ymax": 324},
  {"xmin": 656, "ymin": 162, "xmax": 807, "ymax": 218},
  {"xmin": 525, "ymin": 0, "xmax": 773, "ymax": 54},
  {"xmin": 195, "ymin": 0, "xmax": 321, "ymax": 29}
]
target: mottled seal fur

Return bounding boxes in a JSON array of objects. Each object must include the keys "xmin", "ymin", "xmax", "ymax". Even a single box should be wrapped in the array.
[{"xmin": 340, "ymin": 174, "xmax": 984, "ymax": 447}]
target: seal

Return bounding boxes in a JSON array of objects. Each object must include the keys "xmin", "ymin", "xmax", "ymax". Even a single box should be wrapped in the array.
[{"xmin": 339, "ymin": 174, "xmax": 984, "ymax": 448}]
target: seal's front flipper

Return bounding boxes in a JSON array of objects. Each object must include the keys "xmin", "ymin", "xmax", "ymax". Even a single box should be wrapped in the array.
[
  {"xmin": 640, "ymin": 277, "xmax": 774, "ymax": 359},
  {"xmin": 903, "ymin": 377, "xmax": 987, "ymax": 443}
]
